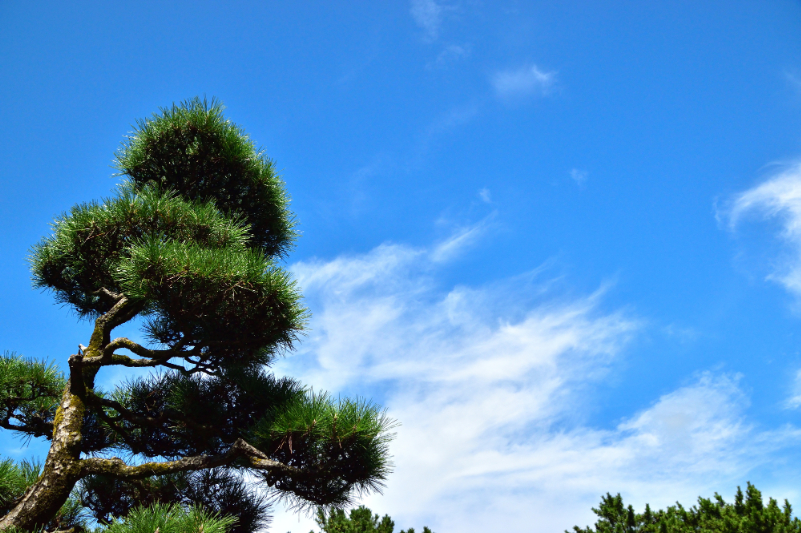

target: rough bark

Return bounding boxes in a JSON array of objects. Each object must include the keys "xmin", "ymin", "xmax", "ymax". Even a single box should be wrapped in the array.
[
  {"xmin": 0, "ymin": 299, "xmax": 137, "ymax": 530},
  {"xmin": 0, "ymin": 381, "xmax": 85, "ymax": 531}
]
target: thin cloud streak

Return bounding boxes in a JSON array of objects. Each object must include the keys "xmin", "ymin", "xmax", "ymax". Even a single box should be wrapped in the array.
[
  {"xmin": 724, "ymin": 163, "xmax": 801, "ymax": 297},
  {"xmin": 571, "ymin": 168, "xmax": 588, "ymax": 186},
  {"xmin": 432, "ymin": 44, "xmax": 470, "ymax": 68},
  {"xmin": 785, "ymin": 70, "xmax": 801, "ymax": 94},
  {"xmin": 270, "ymin": 232, "xmax": 801, "ymax": 532},
  {"xmin": 785, "ymin": 369, "xmax": 801, "ymax": 409},
  {"xmin": 430, "ymin": 216, "xmax": 492, "ymax": 263},
  {"xmin": 411, "ymin": 0, "xmax": 444, "ymax": 41},
  {"xmin": 492, "ymin": 64, "xmax": 556, "ymax": 100}
]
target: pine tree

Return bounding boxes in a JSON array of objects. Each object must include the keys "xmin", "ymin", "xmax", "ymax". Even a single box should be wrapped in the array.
[
  {"xmin": 571, "ymin": 483, "xmax": 801, "ymax": 533},
  {"xmin": 310, "ymin": 505, "xmax": 433, "ymax": 533},
  {"xmin": 0, "ymin": 99, "xmax": 394, "ymax": 532}
]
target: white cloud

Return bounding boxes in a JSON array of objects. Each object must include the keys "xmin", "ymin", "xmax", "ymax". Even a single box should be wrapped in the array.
[
  {"xmin": 478, "ymin": 188, "xmax": 491, "ymax": 203},
  {"xmin": 270, "ymin": 232, "xmax": 800, "ymax": 533},
  {"xmin": 431, "ymin": 44, "xmax": 470, "ymax": 68},
  {"xmin": 785, "ymin": 70, "xmax": 801, "ymax": 93},
  {"xmin": 430, "ymin": 217, "xmax": 491, "ymax": 263},
  {"xmin": 412, "ymin": 103, "xmax": 481, "ymax": 166},
  {"xmin": 491, "ymin": 64, "xmax": 556, "ymax": 100},
  {"xmin": 570, "ymin": 168, "xmax": 588, "ymax": 186},
  {"xmin": 785, "ymin": 369, "xmax": 801, "ymax": 409},
  {"xmin": 724, "ymin": 163, "xmax": 801, "ymax": 297},
  {"xmin": 411, "ymin": 0, "xmax": 444, "ymax": 41}
]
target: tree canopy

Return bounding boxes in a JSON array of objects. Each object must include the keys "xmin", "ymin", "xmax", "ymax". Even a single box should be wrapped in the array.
[
  {"xmin": 311, "ymin": 505, "xmax": 433, "ymax": 533},
  {"xmin": 0, "ymin": 98, "xmax": 394, "ymax": 532},
  {"xmin": 571, "ymin": 483, "xmax": 801, "ymax": 533}
]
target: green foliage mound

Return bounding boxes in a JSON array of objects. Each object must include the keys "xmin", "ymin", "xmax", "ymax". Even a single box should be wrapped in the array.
[{"xmin": 114, "ymin": 97, "xmax": 295, "ymax": 258}]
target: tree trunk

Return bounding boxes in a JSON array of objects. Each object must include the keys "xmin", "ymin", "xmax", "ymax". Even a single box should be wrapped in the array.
[
  {"xmin": 0, "ymin": 385, "xmax": 85, "ymax": 531},
  {"xmin": 0, "ymin": 301, "xmax": 138, "ymax": 531}
]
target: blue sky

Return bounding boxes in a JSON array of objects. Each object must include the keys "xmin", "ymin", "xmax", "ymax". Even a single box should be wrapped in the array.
[{"xmin": 2, "ymin": 1, "xmax": 801, "ymax": 532}]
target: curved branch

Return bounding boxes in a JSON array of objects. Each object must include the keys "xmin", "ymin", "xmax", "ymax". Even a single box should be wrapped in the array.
[
  {"xmin": 92, "ymin": 287, "xmax": 123, "ymax": 306},
  {"xmin": 85, "ymin": 391, "xmax": 213, "ymax": 432},
  {"xmin": 79, "ymin": 336, "xmax": 215, "ymax": 377},
  {"xmin": 85, "ymin": 392, "xmax": 170, "ymax": 429},
  {"xmin": 92, "ymin": 353, "xmax": 210, "ymax": 376},
  {"xmin": 80, "ymin": 439, "xmax": 298, "ymax": 479},
  {"xmin": 100, "ymin": 337, "xmax": 187, "ymax": 360},
  {"xmin": 84, "ymin": 295, "xmax": 144, "ymax": 357},
  {"xmin": 0, "ymin": 419, "xmax": 53, "ymax": 439}
]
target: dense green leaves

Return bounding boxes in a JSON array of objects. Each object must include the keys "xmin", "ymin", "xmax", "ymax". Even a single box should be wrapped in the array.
[
  {"xmin": 31, "ymin": 182, "xmax": 306, "ymax": 364},
  {"xmin": 114, "ymin": 97, "xmax": 296, "ymax": 257},
  {"xmin": 83, "ymin": 370, "xmax": 395, "ymax": 506},
  {"xmin": 571, "ymin": 483, "xmax": 801, "ymax": 533},
  {"xmin": 78, "ymin": 365, "xmax": 395, "ymax": 508}
]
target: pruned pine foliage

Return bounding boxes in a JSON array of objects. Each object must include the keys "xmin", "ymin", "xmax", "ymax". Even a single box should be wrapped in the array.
[
  {"xmin": 257, "ymin": 393, "xmax": 396, "ymax": 509},
  {"xmin": 571, "ymin": 483, "xmax": 801, "ymax": 533},
  {"xmin": 0, "ymin": 98, "xmax": 394, "ymax": 532},
  {"xmin": 31, "ymin": 183, "xmax": 251, "ymax": 318},
  {"xmin": 30, "ymin": 181, "xmax": 306, "ymax": 365},
  {"xmin": 119, "ymin": 236, "xmax": 305, "ymax": 365},
  {"xmin": 311, "ymin": 506, "xmax": 433, "ymax": 533},
  {"xmin": 114, "ymin": 97, "xmax": 296, "ymax": 257}
]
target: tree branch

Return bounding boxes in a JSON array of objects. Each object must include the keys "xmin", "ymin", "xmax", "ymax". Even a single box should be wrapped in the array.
[
  {"xmin": 67, "ymin": 354, "xmax": 86, "ymax": 397},
  {"xmin": 78, "ymin": 336, "xmax": 213, "ymax": 376},
  {"xmin": 89, "ymin": 353, "xmax": 209, "ymax": 376},
  {"xmin": 0, "ymin": 419, "xmax": 53, "ymax": 439},
  {"xmin": 91, "ymin": 287, "xmax": 123, "ymax": 307},
  {"xmin": 80, "ymin": 439, "xmax": 298, "ymax": 479},
  {"xmin": 85, "ymin": 390, "xmax": 213, "ymax": 433},
  {"xmin": 100, "ymin": 337, "xmax": 187, "ymax": 360}
]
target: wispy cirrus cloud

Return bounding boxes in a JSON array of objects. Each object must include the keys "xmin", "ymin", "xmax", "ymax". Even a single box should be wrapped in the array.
[
  {"xmin": 723, "ymin": 163, "xmax": 801, "ymax": 298},
  {"xmin": 411, "ymin": 0, "xmax": 445, "ymax": 41},
  {"xmin": 270, "ymin": 227, "xmax": 800, "ymax": 533},
  {"xmin": 785, "ymin": 70, "xmax": 801, "ymax": 94},
  {"xmin": 491, "ymin": 64, "xmax": 556, "ymax": 100},
  {"xmin": 429, "ymin": 43, "xmax": 470, "ymax": 69},
  {"xmin": 785, "ymin": 369, "xmax": 801, "ymax": 410},
  {"xmin": 430, "ymin": 216, "xmax": 493, "ymax": 263},
  {"xmin": 571, "ymin": 168, "xmax": 588, "ymax": 186}
]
